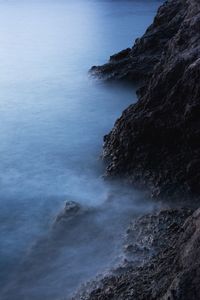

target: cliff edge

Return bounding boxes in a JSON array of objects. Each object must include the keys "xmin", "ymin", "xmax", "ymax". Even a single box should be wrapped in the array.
[
  {"xmin": 92, "ymin": 0, "xmax": 200, "ymax": 200},
  {"xmin": 74, "ymin": 1, "xmax": 200, "ymax": 299}
]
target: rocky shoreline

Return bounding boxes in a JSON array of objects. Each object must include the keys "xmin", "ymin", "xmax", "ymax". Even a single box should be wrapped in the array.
[
  {"xmin": 72, "ymin": 0, "xmax": 200, "ymax": 299},
  {"xmin": 72, "ymin": 205, "xmax": 200, "ymax": 299},
  {"xmin": 73, "ymin": 207, "xmax": 200, "ymax": 300},
  {"xmin": 92, "ymin": 0, "xmax": 200, "ymax": 201}
]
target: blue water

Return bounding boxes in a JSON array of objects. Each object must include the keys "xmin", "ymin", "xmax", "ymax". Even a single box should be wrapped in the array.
[{"xmin": 0, "ymin": 1, "xmax": 162, "ymax": 299}]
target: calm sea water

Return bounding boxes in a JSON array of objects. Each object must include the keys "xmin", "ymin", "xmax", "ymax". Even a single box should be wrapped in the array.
[{"xmin": 0, "ymin": 1, "xmax": 162, "ymax": 299}]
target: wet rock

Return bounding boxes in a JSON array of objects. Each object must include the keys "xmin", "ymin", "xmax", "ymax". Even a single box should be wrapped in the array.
[
  {"xmin": 54, "ymin": 201, "xmax": 82, "ymax": 225},
  {"xmin": 123, "ymin": 208, "xmax": 193, "ymax": 264},
  {"xmin": 73, "ymin": 208, "xmax": 200, "ymax": 300},
  {"xmin": 90, "ymin": 0, "xmax": 185, "ymax": 81},
  {"xmin": 76, "ymin": 0, "xmax": 200, "ymax": 299},
  {"xmin": 95, "ymin": 0, "xmax": 200, "ymax": 201}
]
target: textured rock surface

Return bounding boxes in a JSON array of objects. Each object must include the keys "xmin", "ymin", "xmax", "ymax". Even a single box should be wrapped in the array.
[
  {"xmin": 72, "ymin": 208, "xmax": 200, "ymax": 300},
  {"xmin": 74, "ymin": 1, "xmax": 200, "ymax": 299},
  {"xmin": 90, "ymin": 0, "xmax": 186, "ymax": 81},
  {"xmin": 95, "ymin": 0, "xmax": 200, "ymax": 200}
]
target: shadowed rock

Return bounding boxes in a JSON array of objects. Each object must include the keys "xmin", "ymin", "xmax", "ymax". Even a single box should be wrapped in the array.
[
  {"xmin": 95, "ymin": 0, "xmax": 200, "ymax": 201},
  {"xmin": 73, "ymin": 207, "xmax": 200, "ymax": 300},
  {"xmin": 90, "ymin": 0, "xmax": 185, "ymax": 81},
  {"xmin": 77, "ymin": 0, "xmax": 200, "ymax": 298}
]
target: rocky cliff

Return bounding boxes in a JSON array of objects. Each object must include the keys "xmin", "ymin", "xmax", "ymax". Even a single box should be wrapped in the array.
[
  {"xmin": 73, "ymin": 1, "xmax": 200, "ymax": 299},
  {"xmin": 92, "ymin": 0, "xmax": 200, "ymax": 200}
]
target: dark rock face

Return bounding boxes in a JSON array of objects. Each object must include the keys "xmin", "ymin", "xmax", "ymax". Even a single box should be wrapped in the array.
[
  {"xmin": 76, "ymin": 1, "xmax": 200, "ymax": 299},
  {"xmin": 73, "ymin": 208, "xmax": 200, "ymax": 300},
  {"xmin": 74, "ymin": 1, "xmax": 200, "ymax": 299},
  {"xmin": 90, "ymin": 0, "xmax": 185, "ymax": 81},
  {"xmin": 94, "ymin": 0, "xmax": 200, "ymax": 200}
]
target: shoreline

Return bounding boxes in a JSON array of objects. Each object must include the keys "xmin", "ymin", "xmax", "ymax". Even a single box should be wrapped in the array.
[
  {"xmin": 73, "ymin": 207, "xmax": 197, "ymax": 300},
  {"xmin": 92, "ymin": 0, "xmax": 200, "ymax": 202},
  {"xmin": 73, "ymin": 0, "xmax": 200, "ymax": 298}
]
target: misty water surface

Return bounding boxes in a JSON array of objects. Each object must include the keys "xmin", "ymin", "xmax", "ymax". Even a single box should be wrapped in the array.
[{"xmin": 0, "ymin": 0, "xmax": 162, "ymax": 299}]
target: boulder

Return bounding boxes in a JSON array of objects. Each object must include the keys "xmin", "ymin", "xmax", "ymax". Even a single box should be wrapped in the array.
[{"xmin": 55, "ymin": 201, "xmax": 82, "ymax": 225}]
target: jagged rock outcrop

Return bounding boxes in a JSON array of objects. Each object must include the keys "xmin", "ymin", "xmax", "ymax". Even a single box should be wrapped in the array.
[
  {"xmin": 73, "ymin": 1, "xmax": 200, "ymax": 299},
  {"xmin": 93, "ymin": 0, "xmax": 200, "ymax": 200},
  {"xmin": 90, "ymin": 0, "xmax": 186, "ymax": 81},
  {"xmin": 73, "ymin": 208, "xmax": 200, "ymax": 300}
]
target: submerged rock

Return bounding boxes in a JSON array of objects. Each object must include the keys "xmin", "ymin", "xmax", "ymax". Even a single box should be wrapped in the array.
[
  {"xmin": 93, "ymin": 0, "xmax": 200, "ymax": 201},
  {"xmin": 57, "ymin": 201, "xmax": 81, "ymax": 218},
  {"xmin": 54, "ymin": 201, "xmax": 83, "ymax": 227}
]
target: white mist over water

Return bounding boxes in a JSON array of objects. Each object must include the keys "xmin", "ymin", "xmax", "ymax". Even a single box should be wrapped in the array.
[{"xmin": 0, "ymin": 0, "xmax": 163, "ymax": 299}]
